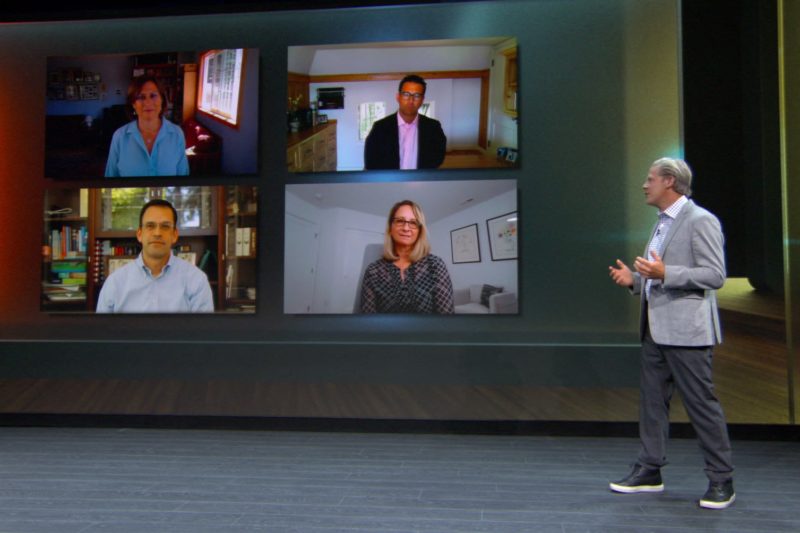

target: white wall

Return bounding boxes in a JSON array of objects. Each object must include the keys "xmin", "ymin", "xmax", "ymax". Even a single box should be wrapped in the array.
[
  {"xmin": 313, "ymin": 206, "xmax": 385, "ymax": 313},
  {"xmin": 305, "ymin": 45, "xmax": 495, "ymax": 75},
  {"xmin": 285, "ymin": 191, "xmax": 384, "ymax": 313},
  {"xmin": 428, "ymin": 189, "xmax": 518, "ymax": 295},
  {"xmin": 287, "ymin": 46, "xmax": 316, "ymax": 74},
  {"xmin": 450, "ymin": 78, "xmax": 481, "ymax": 147}
]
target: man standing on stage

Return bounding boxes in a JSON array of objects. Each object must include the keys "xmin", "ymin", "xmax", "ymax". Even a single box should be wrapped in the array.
[{"xmin": 607, "ymin": 157, "xmax": 735, "ymax": 509}]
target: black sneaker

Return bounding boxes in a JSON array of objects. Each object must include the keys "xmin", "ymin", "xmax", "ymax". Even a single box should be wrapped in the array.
[
  {"xmin": 609, "ymin": 464, "xmax": 664, "ymax": 493},
  {"xmin": 699, "ymin": 480, "xmax": 735, "ymax": 509}
]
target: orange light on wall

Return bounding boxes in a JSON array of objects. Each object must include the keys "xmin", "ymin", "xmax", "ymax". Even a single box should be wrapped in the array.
[{"xmin": 0, "ymin": 28, "xmax": 48, "ymax": 328}]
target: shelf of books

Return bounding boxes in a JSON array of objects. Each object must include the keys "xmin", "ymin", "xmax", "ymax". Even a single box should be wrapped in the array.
[
  {"xmin": 42, "ymin": 216, "xmax": 89, "ymax": 309},
  {"xmin": 221, "ymin": 186, "xmax": 258, "ymax": 312},
  {"xmin": 42, "ymin": 189, "xmax": 89, "ymax": 310}
]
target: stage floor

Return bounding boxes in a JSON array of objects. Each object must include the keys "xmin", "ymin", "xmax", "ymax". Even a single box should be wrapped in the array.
[
  {"xmin": 0, "ymin": 426, "xmax": 796, "ymax": 532},
  {"xmin": 2, "ymin": 276, "xmax": 789, "ymax": 425}
]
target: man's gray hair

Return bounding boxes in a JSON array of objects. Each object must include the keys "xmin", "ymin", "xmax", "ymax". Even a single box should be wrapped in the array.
[{"xmin": 651, "ymin": 157, "xmax": 692, "ymax": 196}]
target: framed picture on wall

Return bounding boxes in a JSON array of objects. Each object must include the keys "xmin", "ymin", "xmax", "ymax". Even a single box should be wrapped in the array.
[
  {"xmin": 177, "ymin": 252, "xmax": 197, "ymax": 265},
  {"xmin": 450, "ymin": 223, "xmax": 481, "ymax": 264},
  {"xmin": 105, "ymin": 256, "xmax": 136, "ymax": 276},
  {"xmin": 486, "ymin": 212, "xmax": 518, "ymax": 261}
]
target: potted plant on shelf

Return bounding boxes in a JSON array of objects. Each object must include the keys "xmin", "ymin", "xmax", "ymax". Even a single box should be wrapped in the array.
[{"xmin": 287, "ymin": 93, "xmax": 303, "ymax": 132}]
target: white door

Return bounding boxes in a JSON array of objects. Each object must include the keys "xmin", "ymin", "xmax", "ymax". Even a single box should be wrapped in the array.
[{"xmin": 284, "ymin": 213, "xmax": 320, "ymax": 313}]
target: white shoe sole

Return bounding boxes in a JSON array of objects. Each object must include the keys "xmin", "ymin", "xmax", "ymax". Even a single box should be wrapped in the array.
[
  {"xmin": 699, "ymin": 493, "xmax": 736, "ymax": 509},
  {"xmin": 609, "ymin": 482, "xmax": 664, "ymax": 493}
]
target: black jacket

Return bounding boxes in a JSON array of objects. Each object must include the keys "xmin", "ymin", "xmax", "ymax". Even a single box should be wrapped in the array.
[{"xmin": 364, "ymin": 112, "xmax": 447, "ymax": 169}]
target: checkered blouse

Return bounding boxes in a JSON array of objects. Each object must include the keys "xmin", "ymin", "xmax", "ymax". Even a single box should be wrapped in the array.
[{"xmin": 360, "ymin": 254, "xmax": 454, "ymax": 314}]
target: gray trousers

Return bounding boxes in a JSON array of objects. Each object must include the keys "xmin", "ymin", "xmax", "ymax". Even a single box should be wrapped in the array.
[{"xmin": 637, "ymin": 327, "xmax": 734, "ymax": 483}]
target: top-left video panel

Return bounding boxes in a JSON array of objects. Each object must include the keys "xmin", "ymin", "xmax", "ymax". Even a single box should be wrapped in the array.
[{"xmin": 45, "ymin": 49, "xmax": 259, "ymax": 180}]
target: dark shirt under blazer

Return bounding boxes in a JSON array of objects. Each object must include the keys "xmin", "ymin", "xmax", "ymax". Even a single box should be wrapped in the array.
[{"xmin": 363, "ymin": 112, "xmax": 447, "ymax": 170}]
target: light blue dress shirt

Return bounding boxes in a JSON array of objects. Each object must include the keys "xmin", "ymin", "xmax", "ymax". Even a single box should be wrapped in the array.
[
  {"xmin": 96, "ymin": 253, "xmax": 213, "ymax": 313},
  {"xmin": 104, "ymin": 119, "xmax": 190, "ymax": 177}
]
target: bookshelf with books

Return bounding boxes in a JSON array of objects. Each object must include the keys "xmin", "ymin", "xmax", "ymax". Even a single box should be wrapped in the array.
[
  {"xmin": 220, "ymin": 186, "xmax": 258, "ymax": 312},
  {"xmin": 42, "ymin": 189, "xmax": 90, "ymax": 310}
]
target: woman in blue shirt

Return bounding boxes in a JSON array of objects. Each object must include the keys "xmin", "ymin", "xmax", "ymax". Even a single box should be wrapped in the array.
[{"xmin": 105, "ymin": 75, "xmax": 189, "ymax": 178}]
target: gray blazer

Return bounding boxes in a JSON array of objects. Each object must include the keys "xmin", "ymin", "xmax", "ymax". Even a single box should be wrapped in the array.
[{"xmin": 631, "ymin": 199, "xmax": 725, "ymax": 346}]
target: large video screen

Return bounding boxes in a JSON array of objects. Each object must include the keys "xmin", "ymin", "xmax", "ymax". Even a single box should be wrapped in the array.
[
  {"xmin": 287, "ymin": 38, "xmax": 519, "ymax": 173},
  {"xmin": 285, "ymin": 179, "xmax": 518, "ymax": 314},
  {"xmin": 42, "ymin": 185, "xmax": 258, "ymax": 313},
  {"xmin": 45, "ymin": 48, "xmax": 259, "ymax": 180},
  {"xmin": 0, "ymin": 0, "xmax": 696, "ymax": 423}
]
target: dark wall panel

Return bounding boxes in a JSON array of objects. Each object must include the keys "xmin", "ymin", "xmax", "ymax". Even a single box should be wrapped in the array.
[{"xmin": 0, "ymin": 0, "xmax": 688, "ymax": 421}]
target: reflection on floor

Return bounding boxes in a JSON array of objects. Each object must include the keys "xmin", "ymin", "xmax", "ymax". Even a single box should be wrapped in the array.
[
  {"xmin": 711, "ymin": 277, "xmax": 788, "ymax": 423},
  {"xmin": 717, "ymin": 276, "xmax": 784, "ymax": 320},
  {"xmin": 440, "ymin": 149, "xmax": 517, "ymax": 169},
  {"xmin": 0, "ymin": 281, "xmax": 789, "ymax": 424}
]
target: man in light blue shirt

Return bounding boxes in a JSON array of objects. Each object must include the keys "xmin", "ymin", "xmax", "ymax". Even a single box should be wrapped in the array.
[{"xmin": 96, "ymin": 199, "xmax": 214, "ymax": 313}]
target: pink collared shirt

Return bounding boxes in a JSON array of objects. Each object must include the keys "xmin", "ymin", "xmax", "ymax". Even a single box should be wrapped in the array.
[{"xmin": 397, "ymin": 113, "xmax": 419, "ymax": 170}]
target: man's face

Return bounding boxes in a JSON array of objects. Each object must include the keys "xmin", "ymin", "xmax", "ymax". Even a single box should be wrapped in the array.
[
  {"xmin": 643, "ymin": 167, "xmax": 675, "ymax": 209},
  {"xmin": 396, "ymin": 81, "xmax": 425, "ymax": 121},
  {"xmin": 136, "ymin": 205, "xmax": 178, "ymax": 263}
]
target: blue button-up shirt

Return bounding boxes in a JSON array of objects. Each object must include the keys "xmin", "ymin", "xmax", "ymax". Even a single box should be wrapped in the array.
[
  {"xmin": 104, "ymin": 119, "xmax": 190, "ymax": 178},
  {"xmin": 96, "ymin": 253, "xmax": 213, "ymax": 313}
]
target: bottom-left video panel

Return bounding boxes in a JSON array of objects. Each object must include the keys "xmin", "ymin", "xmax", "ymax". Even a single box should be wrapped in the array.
[{"xmin": 42, "ymin": 185, "xmax": 258, "ymax": 314}]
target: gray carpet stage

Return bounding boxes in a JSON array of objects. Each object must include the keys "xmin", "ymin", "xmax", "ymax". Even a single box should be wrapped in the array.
[{"xmin": 0, "ymin": 427, "xmax": 797, "ymax": 532}]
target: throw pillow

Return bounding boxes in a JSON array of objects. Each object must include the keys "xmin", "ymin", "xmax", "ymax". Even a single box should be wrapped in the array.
[{"xmin": 480, "ymin": 284, "xmax": 503, "ymax": 307}]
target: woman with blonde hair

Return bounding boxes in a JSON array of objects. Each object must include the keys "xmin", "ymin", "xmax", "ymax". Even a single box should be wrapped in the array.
[{"xmin": 360, "ymin": 200, "xmax": 454, "ymax": 313}]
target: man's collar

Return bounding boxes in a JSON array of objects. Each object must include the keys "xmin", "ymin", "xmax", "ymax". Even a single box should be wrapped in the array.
[
  {"xmin": 660, "ymin": 195, "xmax": 688, "ymax": 219},
  {"xmin": 137, "ymin": 252, "xmax": 174, "ymax": 277},
  {"xmin": 397, "ymin": 112, "xmax": 419, "ymax": 126}
]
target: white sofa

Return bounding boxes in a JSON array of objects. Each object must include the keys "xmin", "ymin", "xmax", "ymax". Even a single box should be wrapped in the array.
[{"xmin": 453, "ymin": 284, "xmax": 518, "ymax": 314}]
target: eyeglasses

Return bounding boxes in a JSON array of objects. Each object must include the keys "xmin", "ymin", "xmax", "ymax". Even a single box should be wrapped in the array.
[
  {"xmin": 399, "ymin": 91, "xmax": 424, "ymax": 101},
  {"xmin": 392, "ymin": 217, "xmax": 420, "ymax": 230},
  {"xmin": 142, "ymin": 222, "xmax": 175, "ymax": 232},
  {"xmin": 135, "ymin": 92, "xmax": 161, "ymax": 102}
]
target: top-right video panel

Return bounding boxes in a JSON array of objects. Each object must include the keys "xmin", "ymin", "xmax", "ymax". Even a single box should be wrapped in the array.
[{"xmin": 287, "ymin": 37, "xmax": 518, "ymax": 173}]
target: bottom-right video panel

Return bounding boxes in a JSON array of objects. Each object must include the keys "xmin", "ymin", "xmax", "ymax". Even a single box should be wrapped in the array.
[{"xmin": 285, "ymin": 179, "xmax": 518, "ymax": 315}]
